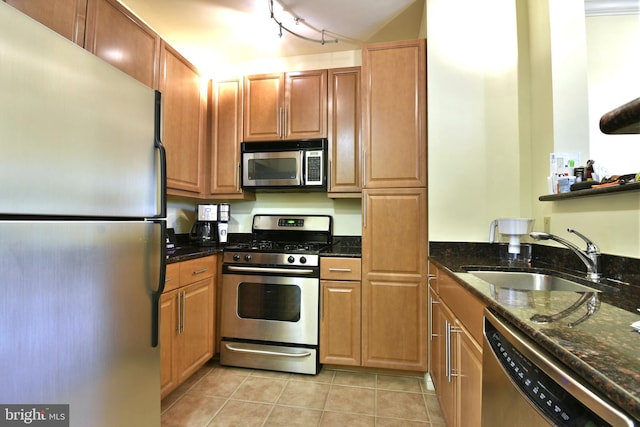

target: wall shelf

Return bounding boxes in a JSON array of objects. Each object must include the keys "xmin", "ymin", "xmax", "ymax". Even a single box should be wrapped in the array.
[{"xmin": 539, "ymin": 181, "xmax": 640, "ymax": 201}]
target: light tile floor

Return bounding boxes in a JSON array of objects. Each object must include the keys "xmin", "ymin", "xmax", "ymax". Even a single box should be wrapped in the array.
[{"xmin": 161, "ymin": 359, "xmax": 446, "ymax": 426}]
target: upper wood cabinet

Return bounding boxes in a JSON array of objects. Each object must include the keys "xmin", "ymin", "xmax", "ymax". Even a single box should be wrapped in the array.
[
  {"xmin": 362, "ymin": 39, "xmax": 427, "ymax": 188},
  {"xmin": 5, "ymin": 0, "xmax": 88, "ymax": 45},
  {"xmin": 159, "ymin": 41, "xmax": 206, "ymax": 196},
  {"xmin": 328, "ymin": 67, "xmax": 361, "ymax": 196},
  {"xmin": 207, "ymin": 78, "xmax": 254, "ymax": 200},
  {"xmin": 85, "ymin": 0, "xmax": 159, "ymax": 88},
  {"xmin": 243, "ymin": 70, "xmax": 327, "ymax": 141}
]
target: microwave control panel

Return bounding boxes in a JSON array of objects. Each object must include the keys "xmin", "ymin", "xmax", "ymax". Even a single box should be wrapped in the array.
[{"xmin": 305, "ymin": 150, "xmax": 323, "ymax": 185}]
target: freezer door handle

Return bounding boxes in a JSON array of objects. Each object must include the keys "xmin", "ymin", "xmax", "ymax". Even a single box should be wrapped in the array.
[
  {"xmin": 150, "ymin": 220, "xmax": 167, "ymax": 347},
  {"xmin": 154, "ymin": 90, "xmax": 167, "ymax": 219}
]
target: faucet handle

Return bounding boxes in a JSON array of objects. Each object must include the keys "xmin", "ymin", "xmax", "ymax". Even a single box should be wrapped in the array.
[{"xmin": 567, "ymin": 228, "xmax": 599, "ymax": 253}]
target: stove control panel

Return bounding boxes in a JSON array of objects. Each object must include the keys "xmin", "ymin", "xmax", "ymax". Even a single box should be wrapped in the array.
[
  {"xmin": 223, "ymin": 251, "xmax": 319, "ymax": 267},
  {"xmin": 278, "ymin": 218, "xmax": 305, "ymax": 227}
]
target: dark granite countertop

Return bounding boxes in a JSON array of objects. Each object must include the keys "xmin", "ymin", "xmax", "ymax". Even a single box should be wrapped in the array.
[
  {"xmin": 166, "ymin": 246, "xmax": 222, "ymax": 264},
  {"xmin": 166, "ymin": 235, "xmax": 361, "ymax": 263},
  {"xmin": 430, "ymin": 242, "xmax": 640, "ymax": 422},
  {"xmin": 600, "ymin": 96, "xmax": 640, "ymax": 134},
  {"xmin": 320, "ymin": 236, "xmax": 361, "ymax": 257}
]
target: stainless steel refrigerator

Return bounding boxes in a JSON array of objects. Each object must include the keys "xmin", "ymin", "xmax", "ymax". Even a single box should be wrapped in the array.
[{"xmin": 0, "ymin": 3, "xmax": 166, "ymax": 426}]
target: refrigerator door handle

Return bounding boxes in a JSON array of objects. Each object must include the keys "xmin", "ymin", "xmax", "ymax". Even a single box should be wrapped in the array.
[
  {"xmin": 154, "ymin": 90, "xmax": 167, "ymax": 219},
  {"xmin": 150, "ymin": 220, "xmax": 167, "ymax": 347}
]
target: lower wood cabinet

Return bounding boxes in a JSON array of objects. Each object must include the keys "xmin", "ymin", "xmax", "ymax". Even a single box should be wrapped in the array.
[
  {"xmin": 361, "ymin": 188, "xmax": 428, "ymax": 371},
  {"xmin": 161, "ymin": 255, "xmax": 216, "ymax": 399},
  {"xmin": 320, "ymin": 257, "xmax": 362, "ymax": 366},
  {"xmin": 429, "ymin": 263, "xmax": 484, "ymax": 427}
]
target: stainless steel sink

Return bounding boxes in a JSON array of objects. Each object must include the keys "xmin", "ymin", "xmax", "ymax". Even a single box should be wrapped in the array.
[{"xmin": 467, "ymin": 271, "xmax": 599, "ymax": 293}]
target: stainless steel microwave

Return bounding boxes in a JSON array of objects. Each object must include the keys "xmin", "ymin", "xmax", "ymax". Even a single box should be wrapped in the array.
[{"xmin": 241, "ymin": 139, "xmax": 327, "ymax": 190}]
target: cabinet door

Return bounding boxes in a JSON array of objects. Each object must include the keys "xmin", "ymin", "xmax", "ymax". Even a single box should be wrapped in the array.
[
  {"xmin": 177, "ymin": 277, "xmax": 213, "ymax": 383},
  {"xmin": 84, "ymin": 0, "xmax": 159, "ymax": 88},
  {"xmin": 328, "ymin": 67, "xmax": 361, "ymax": 195},
  {"xmin": 429, "ymin": 287, "xmax": 442, "ymax": 389},
  {"xmin": 320, "ymin": 280, "xmax": 361, "ymax": 366},
  {"xmin": 160, "ymin": 290, "xmax": 177, "ymax": 398},
  {"xmin": 243, "ymin": 73, "xmax": 283, "ymax": 141},
  {"xmin": 456, "ymin": 322, "xmax": 482, "ymax": 427},
  {"xmin": 362, "ymin": 39, "xmax": 427, "ymax": 188},
  {"xmin": 284, "ymin": 69, "xmax": 327, "ymax": 140},
  {"xmin": 160, "ymin": 41, "xmax": 206, "ymax": 195},
  {"xmin": 361, "ymin": 188, "xmax": 428, "ymax": 370},
  {"xmin": 436, "ymin": 301, "xmax": 457, "ymax": 427},
  {"xmin": 6, "ymin": 0, "xmax": 88, "ymax": 45},
  {"xmin": 208, "ymin": 78, "xmax": 254, "ymax": 199}
]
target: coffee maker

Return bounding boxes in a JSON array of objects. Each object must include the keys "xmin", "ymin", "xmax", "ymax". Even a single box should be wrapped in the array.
[
  {"xmin": 190, "ymin": 204, "xmax": 218, "ymax": 246},
  {"xmin": 217, "ymin": 203, "xmax": 230, "ymax": 245}
]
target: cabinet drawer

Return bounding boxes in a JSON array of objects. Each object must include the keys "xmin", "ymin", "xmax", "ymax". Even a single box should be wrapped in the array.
[
  {"xmin": 179, "ymin": 256, "xmax": 215, "ymax": 285},
  {"xmin": 164, "ymin": 263, "xmax": 180, "ymax": 292},
  {"xmin": 439, "ymin": 271, "xmax": 485, "ymax": 343},
  {"xmin": 321, "ymin": 257, "xmax": 361, "ymax": 280}
]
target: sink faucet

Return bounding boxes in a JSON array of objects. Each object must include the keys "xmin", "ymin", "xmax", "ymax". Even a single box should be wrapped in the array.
[{"xmin": 529, "ymin": 228, "xmax": 601, "ymax": 282}]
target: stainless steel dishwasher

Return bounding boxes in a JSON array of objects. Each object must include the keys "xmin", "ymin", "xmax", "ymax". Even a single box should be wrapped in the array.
[{"xmin": 482, "ymin": 309, "xmax": 636, "ymax": 426}]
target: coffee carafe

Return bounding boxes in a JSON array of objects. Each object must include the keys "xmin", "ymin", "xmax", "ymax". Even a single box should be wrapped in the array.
[{"xmin": 190, "ymin": 204, "xmax": 218, "ymax": 246}]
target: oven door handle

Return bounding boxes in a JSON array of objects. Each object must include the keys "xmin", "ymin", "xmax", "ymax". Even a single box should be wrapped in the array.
[
  {"xmin": 224, "ymin": 343, "xmax": 312, "ymax": 358},
  {"xmin": 226, "ymin": 265, "xmax": 316, "ymax": 275}
]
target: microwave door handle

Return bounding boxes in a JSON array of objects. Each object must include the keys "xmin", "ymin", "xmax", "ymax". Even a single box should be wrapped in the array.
[{"xmin": 299, "ymin": 150, "xmax": 305, "ymax": 185}]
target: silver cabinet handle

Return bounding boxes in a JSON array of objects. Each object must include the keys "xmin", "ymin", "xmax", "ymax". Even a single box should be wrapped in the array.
[
  {"xmin": 429, "ymin": 297, "xmax": 439, "ymax": 340},
  {"xmin": 224, "ymin": 343, "xmax": 312, "ymax": 358},
  {"xmin": 328, "ymin": 268, "xmax": 352, "ymax": 272},
  {"xmin": 445, "ymin": 320, "xmax": 451, "ymax": 382},
  {"xmin": 192, "ymin": 268, "xmax": 209, "ymax": 275},
  {"xmin": 176, "ymin": 292, "xmax": 182, "ymax": 334}
]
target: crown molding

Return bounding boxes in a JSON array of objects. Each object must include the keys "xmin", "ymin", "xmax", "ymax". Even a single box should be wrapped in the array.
[{"xmin": 584, "ymin": 0, "xmax": 640, "ymax": 16}]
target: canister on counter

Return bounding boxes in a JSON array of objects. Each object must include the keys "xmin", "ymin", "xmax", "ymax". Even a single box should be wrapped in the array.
[{"xmin": 574, "ymin": 167, "xmax": 585, "ymax": 183}]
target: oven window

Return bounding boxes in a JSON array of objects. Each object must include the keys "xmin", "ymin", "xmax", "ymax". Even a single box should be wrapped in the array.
[
  {"xmin": 237, "ymin": 282, "xmax": 301, "ymax": 322},
  {"xmin": 247, "ymin": 158, "xmax": 298, "ymax": 180}
]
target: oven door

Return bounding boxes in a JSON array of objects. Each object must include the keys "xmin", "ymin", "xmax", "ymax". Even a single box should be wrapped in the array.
[
  {"xmin": 221, "ymin": 272, "xmax": 319, "ymax": 345},
  {"xmin": 242, "ymin": 150, "xmax": 303, "ymax": 188}
]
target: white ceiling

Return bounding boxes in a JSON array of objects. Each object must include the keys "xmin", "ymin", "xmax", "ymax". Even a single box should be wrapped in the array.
[
  {"xmin": 117, "ymin": 0, "xmax": 637, "ymax": 75},
  {"xmin": 119, "ymin": 0, "xmax": 423, "ymax": 73}
]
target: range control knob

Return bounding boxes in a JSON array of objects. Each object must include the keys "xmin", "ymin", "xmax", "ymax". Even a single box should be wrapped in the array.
[
  {"xmin": 300, "ymin": 256, "xmax": 307, "ymax": 264},
  {"xmin": 244, "ymin": 254, "xmax": 252, "ymax": 262},
  {"xmin": 233, "ymin": 254, "xmax": 240, "ymax": 261},
  {"xmin": 287, "ymin": 256, "xmax": 295, "ymax": 264}
]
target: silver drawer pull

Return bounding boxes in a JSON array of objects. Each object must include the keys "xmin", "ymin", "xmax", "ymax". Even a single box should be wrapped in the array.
[
  {"xmin": 224, "ymin": 344, "xmax": 311, "ymax": 358},
  {"xmin": 328, "ymin": 268, "xmax": 352, "ymax": 272},
  {"xmin": 192, "ymin": 268, "xmax": 209, "ymax": 275}
]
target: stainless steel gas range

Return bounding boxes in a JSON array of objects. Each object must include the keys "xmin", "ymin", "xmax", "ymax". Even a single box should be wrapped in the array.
[{"xmin": 220, "ymin": 214, "xmax": 332, "ymax": 375}]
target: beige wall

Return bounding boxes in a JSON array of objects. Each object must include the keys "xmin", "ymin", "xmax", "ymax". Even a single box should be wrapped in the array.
[
  {"xmin": 427, "ymin": 0, "xmax": 640, "ymax": 258},
  {"xmin": 427, "ymin": 0, "xmax": 527, "ymax": 243}
]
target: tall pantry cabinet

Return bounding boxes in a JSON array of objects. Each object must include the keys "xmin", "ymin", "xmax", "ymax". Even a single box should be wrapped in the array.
[{"xmin": 361, "ymin": 39, "xmax": 428, "ymax": 371}]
